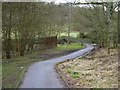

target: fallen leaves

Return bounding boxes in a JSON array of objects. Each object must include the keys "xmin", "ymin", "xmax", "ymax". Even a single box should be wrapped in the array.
[{"xmin": 56, "ymin": 48, "xmax": 118, "ymax": 88}]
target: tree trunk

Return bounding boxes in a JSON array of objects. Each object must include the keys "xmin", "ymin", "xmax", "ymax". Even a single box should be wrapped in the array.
[
  {"xmin": 118, "ymin": 2, "xmax": 120, "ymax": 44},
  {"xmin": 106, "ymin": 2, "xmax": 113, "ymax": 54},
  {"xmin": 6, "ymin": 5, "xmax": 12, "ymax": 58}
]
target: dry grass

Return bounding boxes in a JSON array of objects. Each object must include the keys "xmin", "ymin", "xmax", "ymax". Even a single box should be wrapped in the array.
[{"xmin": 57, "ymin": 48, "xmax": 118, "ymax": 88}]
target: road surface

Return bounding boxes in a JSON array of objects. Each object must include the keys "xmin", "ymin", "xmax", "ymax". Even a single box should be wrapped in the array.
[{"xmin": 20, "ymin": 44, "xmax": 94, "ymax": 88}]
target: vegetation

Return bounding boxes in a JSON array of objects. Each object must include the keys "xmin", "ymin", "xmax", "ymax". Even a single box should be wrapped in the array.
[
  {"xmin": 2, "ymin": 2, "xmax": 119, "ymax": 59},
  {"xmin": 56, "ymin": 48, "xmax": 118, "ymax": 88},
  {"xmin": 2, "ymin": 2, "xmax": 70, "ymax": 58},
  {"xmin": 57, "ymin": 43, "xmax": 85, "ymax": 51},
  {"xmin": 2, "ymin": 1, "xmax": 119, "ymax": 89},
  {"xmin": 55, "ymin": 1, "xmax": 119, "ymax": 88},
  {"xmin": 72, "ymin": 2, "xmax": 119, "ymax": 52}
]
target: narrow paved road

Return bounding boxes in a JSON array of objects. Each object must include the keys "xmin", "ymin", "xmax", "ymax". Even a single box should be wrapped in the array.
[{"xmin": 20, "ymin": 44, "xmax": 94, "ymax": 88}]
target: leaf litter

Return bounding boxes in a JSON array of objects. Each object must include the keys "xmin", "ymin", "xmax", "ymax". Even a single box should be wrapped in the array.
[{"xmin": 56, "ymin": 48, "xmax": 118, "ymax": 88}]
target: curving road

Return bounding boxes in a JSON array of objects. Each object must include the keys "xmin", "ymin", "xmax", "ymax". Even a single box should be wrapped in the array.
[{"xmin": 20, "ymin": 44, "xmax": 94, "ymax": 88}]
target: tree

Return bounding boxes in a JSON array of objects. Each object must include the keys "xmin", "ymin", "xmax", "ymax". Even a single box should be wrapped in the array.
[
  {"xmin": 2, "ymin": 2, "xmax": 72, "ymax": 58},
  {"xmin": 71, "ymin": 1, "xmax": 119, "ymax": 54},
  {"xmin": 2, "ymin": 3, "xmax": 13, "ymax": 58}
]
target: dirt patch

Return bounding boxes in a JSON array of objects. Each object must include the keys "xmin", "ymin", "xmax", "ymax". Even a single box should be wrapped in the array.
[{"xmin": 56, "ymin": 48, "xmax": 118, "ymax": 88}]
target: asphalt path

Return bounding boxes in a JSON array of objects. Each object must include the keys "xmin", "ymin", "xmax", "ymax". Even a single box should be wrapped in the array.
[{"xmin": 20, "ymin": 44, "xmax": 94, "ymax": 88}]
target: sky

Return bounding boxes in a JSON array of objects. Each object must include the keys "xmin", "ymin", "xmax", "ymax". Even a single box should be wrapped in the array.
[
  {"xmin": 39, "ymin": 0, "xmax": 120, "ymax": 4},
  {"xmin": 40, "ymin": 0, "xmax": 86, "ymax": 4},
  {"xmin": 40, "ymin": 0, "xmax": 72, "ymax": 4}
]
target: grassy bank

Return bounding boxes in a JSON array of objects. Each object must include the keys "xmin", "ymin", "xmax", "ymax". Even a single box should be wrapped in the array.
[
  {"xmin": 57, "ymin": 43, "xmax": 85, "ymax": 51},
  {"xmin": 56, "ymin": 48, "xmax": 118, "ymax": 88},
  {"xmin": 3, "ymin": 43, "xmax": 85, "ymax": 88}
]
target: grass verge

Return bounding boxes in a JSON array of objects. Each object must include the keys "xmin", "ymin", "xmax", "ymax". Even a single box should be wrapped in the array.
[{"xmin": 56, "ymin": 43, "xmax": 85, "ymax": 51}]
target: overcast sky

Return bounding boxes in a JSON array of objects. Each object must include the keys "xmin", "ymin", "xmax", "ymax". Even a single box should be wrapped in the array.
[
  {"xmin": 39, "ymin": 0, "xmax": 119, "ymax": 4},
  {"xmin": 40, "ymin": 0, "xmax": 86, "ymax": 4}
]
